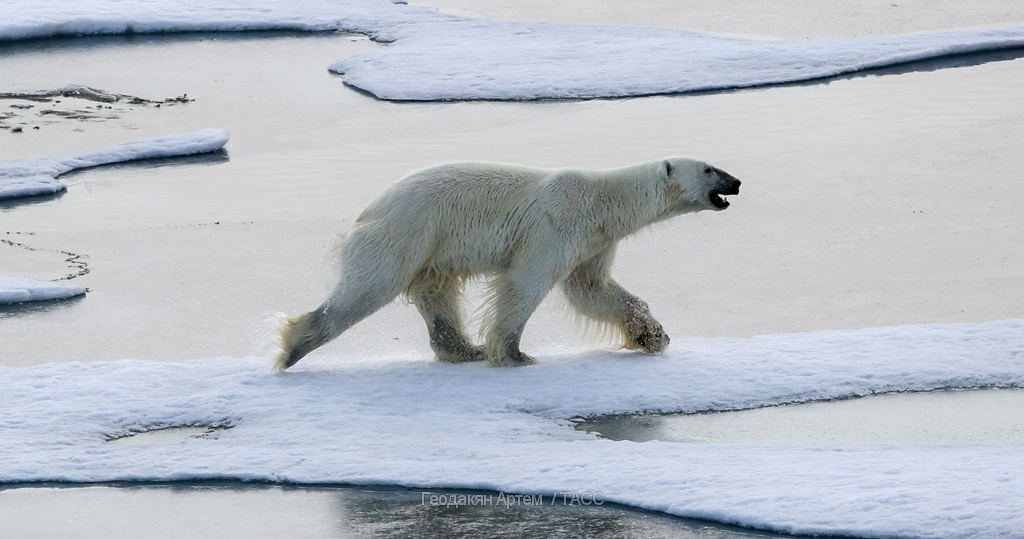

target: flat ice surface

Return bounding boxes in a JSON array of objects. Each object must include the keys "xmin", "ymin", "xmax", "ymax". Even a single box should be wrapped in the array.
[
  {"xmin": 2, "ymin": 1, "xmax": 1023, "ymax": 100},
  {"xmin": 0, "ymin": 275, "xmax": 85, "ymax": 303},
  {"xmin": 4, "ymin": 319, "xmax": 1024, "ymax": 538}
]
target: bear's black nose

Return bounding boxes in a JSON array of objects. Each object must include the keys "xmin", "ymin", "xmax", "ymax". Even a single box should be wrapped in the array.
[{"xmin": 724, "ymin": 179, "xmax": 741, "ymax": 196}]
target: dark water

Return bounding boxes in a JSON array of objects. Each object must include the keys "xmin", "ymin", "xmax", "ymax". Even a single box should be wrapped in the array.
[{"xmin": 0, "ymin": 483, "xmax": 783, "ymax": 539}]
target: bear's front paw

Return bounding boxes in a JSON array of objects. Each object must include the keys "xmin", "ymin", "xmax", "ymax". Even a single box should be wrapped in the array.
[
  {"xmin": 625, "ymin": 319, "xmax": 669, "ymax": 354},
  {"xmin": 635, "ymin": 329, "xmax": 670, "ymax": 353}
]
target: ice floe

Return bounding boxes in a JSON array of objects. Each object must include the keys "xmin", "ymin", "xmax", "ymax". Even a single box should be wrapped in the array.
[
  {"xmin": 3, "ymin": 318, "xmax": 1024, "ymax": 538},
  {"xmin": 333, "ymin": 21, "xmax": 1024, "ymax": 100},
  {"xmin": 2, "ymin": 0, "xmax": 1023, "ymax": 100}
]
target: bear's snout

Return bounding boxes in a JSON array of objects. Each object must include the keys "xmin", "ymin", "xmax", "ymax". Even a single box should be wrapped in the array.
[
  {"xmin": 712, "ymin": 167, "xmax": 741, "ymax": 195},
  {"xmin": 720, "ymin": 178, "xmax": 740, "ymax": 195},
  {"xmin": 706, "ymin": 165, "xmax": 740, "ymax": 210}
]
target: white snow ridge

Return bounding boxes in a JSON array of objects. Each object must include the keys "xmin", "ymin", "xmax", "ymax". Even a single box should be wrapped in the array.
[
  {"xmin": 0, "ymin": 276, "xmax": 85, "ymax": 303},
  {"xmin": 0, "ymin": 128, "xmax": 229, "ymax": 200}
]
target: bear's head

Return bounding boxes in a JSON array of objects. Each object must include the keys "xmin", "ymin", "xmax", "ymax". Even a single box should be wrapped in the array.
[{"xmin": 661, "ymin": 157, "xmax": 741, "ymax": 215}]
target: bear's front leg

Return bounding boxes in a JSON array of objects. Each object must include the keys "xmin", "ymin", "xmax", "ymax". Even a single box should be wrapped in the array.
[{"xmin": 562, "ymin": 249, "xmax": 670, "ymax": 354}]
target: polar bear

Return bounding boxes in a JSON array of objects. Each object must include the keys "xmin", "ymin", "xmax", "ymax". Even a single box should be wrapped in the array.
[{"xmin": 275, "ymin": 157, "xmax": 740, "ymax": 371}]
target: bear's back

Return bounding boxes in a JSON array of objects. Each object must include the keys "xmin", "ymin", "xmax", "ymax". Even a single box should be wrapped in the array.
[
  {"xmin": 358, "ymin": 162, "xmax": 551, "ymax": 222},
  {"xmin": 354, "ymin": 163, "xmax": 564, "ymax": 272}
]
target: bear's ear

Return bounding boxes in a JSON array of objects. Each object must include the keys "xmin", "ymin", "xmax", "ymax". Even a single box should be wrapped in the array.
[{"xmin": 663, "ymin": 160, "xmax": 674, "ymax": 177}]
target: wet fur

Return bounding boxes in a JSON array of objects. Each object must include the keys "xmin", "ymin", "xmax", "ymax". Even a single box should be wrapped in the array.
[{"xmin": 274, "ymin": 157, "xmax": 739, "ymax": 371}]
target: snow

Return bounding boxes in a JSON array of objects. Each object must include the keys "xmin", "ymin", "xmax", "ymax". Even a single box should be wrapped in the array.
[
  {"xmin": 0, "ymin": 275, "xmax": 85, "ymax": 303},
  {"xmin": 2, "ymin": 1, "xmax": 1023, "ymax": 100},
  {"xmin": 0, "ymin": 127, "xmax": 229, "ymax": 200},
  {"xmin": 333, "ymin": 21, "xmax": 1024, "ymax": 100},
  {"xmin": 3, "ymin": 319, "xmax": 1024, "ymax": 538}
]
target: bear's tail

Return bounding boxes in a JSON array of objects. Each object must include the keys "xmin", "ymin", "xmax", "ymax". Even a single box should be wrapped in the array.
[{"xmin": 273, "ymin": 310, "xmax": 329, "ymax": 373}]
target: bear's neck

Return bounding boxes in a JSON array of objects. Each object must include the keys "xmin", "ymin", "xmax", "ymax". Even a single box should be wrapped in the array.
[{"xmin": 589, "ymin": 164, "xmax": 665, "ymax": 240}]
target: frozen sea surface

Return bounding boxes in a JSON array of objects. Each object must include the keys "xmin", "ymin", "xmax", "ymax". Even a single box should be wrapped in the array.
[
  {"xmin": 2, "ymin": 0, "xmax": 1023, "ymax": 100},
  {"xmin": 3, "ymin": 319, "xmax": 1024, "ymax": 538}
]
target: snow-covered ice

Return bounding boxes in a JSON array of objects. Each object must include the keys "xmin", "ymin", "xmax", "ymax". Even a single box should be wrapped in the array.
[
  {"xmin": 2, "ymin": 0, "xmax": 1023, "ymax": 100},
  {"xmin": 332, "ymin": 21, "xmax": 1024, "ymax": 100},
  {"xmin": 0, "ymin": 127, "xmax": 229, "ymax": 200},
  {"xmin": 0, "ymin": 275, "xmax": 85, "ymax": 303},
  {"xmin": 3, "ymin": 319, "xmax": 1024, "ymax": 538}
]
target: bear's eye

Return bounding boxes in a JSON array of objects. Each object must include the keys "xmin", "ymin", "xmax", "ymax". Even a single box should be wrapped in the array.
[
  {"xmin": 704, "ymin": 166, "xmax": 713, "ymax": 175},
  {"xmin": 665, "ymin": 161, "xmax": 673, "ymax": 176}
]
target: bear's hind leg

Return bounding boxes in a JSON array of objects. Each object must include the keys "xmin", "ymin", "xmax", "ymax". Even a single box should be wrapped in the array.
[
  {"xmin": 409, "ymin": 273, "xmax": 484, "ymax": 363},
  {"xmin": 274, "ymin": 224, "xmax": 419, "ymax": 371},
  {"xmin": 275, "ymin": 281, "xmax": 404, "ymax": 371},
  {"xmin": 276, "ymin": 310, "xmax": 332, "ymax": 371}
]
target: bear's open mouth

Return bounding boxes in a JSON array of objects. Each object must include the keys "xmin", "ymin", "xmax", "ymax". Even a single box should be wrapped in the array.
[
  {"xmin": 708, "ymin": 179, "xmax": 740, "ymax": 210},
  {"xmin": 709, "ymin": 192, "xmax": 730, "ymax": 209}
]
